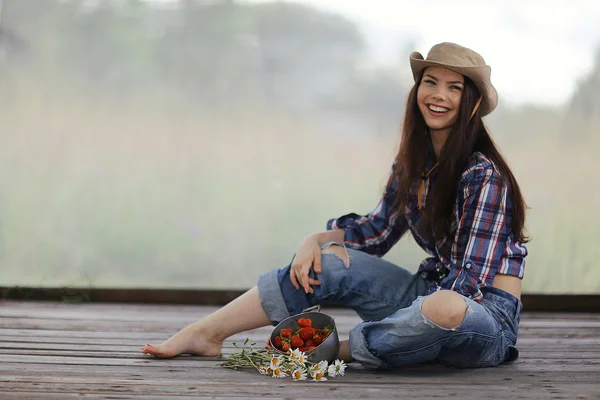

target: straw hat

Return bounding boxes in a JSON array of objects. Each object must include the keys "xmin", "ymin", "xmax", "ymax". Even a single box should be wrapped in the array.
[{"xmin": 410, "ymin": 42, "xmax": 498, "ymax": 116}]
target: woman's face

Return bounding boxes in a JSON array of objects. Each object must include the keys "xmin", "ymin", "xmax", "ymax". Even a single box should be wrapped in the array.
[{"xmin": 417, "ymin": 66, "xmax": 464, "ymax": 136}]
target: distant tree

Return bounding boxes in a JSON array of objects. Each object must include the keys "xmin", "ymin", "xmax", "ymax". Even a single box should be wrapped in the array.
[
  {"xmin": 251, "ymin": 1, "xmax": 364, "ymax": 109},
  {"xmin": 153, "ymin": 0, "xmax": 365, "ymax": 110},
  {"xmin": 566, "ymin": 45, "xmax": 600, "ymax": 136},
  {"xmin": 1, "ymin": 0, "xmax": 414, "ymax": 136}
]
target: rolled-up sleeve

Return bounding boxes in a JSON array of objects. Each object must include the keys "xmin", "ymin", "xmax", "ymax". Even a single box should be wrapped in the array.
[
  {"xmin": 327, "ymin": 168, "xmax": 408, "ymax": 257},
  {"xmin": 442, "ymin": 165, "xmax": 527, "ymax": 300}
]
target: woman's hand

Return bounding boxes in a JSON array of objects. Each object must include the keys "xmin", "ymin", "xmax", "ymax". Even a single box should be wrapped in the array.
[{"xmin": 290, "ymin": 235, "xmax": 323, "ymax": 294}]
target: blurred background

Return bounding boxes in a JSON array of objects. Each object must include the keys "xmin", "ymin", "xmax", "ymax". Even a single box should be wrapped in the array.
[{"xmin": 0, "ymin": 0, "xmax": 598, "ymax": 294}]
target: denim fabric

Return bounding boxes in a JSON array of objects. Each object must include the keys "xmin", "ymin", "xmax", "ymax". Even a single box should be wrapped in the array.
[
  {"xmin": 326, "ymin": 152, "xmax": 528, "ymax": 301},
  {"xmin": 258, "ymin": 242, "xmax": 429, "ymax": 324},
  {"xmin": 350, "ymin": 286, "xmax": 521, "ymax": 369},
  {"xmin": 257, "ymin": 244, "xmax": 522, "ymax": 370}
]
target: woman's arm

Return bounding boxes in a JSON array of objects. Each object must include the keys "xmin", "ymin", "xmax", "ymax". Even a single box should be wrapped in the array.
[
  {"xmin": 326, "ymin": 167, "xmax": 409, "ymax": 257},
  {"xmin": 308, "ymin": 229, "xmax": 346, "ymax": 247},
  {"xmin": 444, "ymin": 163, "xmax": 527, "ymax": 301}
]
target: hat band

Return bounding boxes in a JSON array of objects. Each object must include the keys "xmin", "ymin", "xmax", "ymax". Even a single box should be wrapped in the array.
[{"xmin": 469, "ymin": 97, "xmax": 482, "ymax": 120}]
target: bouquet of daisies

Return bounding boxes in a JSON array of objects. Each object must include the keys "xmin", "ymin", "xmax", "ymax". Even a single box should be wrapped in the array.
[{"xmin": 218, "ymin": 339, "xmax": 346, "ymax": 382}]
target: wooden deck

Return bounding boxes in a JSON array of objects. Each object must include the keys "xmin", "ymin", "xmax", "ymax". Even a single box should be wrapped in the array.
[{"xmin": 0, "ymin": 301, "xmax": 599, "ymax": 399}]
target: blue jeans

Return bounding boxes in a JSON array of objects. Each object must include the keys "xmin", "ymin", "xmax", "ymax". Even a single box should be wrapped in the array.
[{"xmin": 257, "ymin": 243, "xmax": 522, "ymax": 370}]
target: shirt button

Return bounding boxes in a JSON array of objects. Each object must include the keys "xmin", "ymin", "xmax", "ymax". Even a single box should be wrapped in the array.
[{"xmin": 465, "ymin": 263, "xmax": 472, "ymax": 269}]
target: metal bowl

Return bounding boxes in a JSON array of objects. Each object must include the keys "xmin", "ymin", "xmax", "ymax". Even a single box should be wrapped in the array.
[{"xmin": 270, "ymin": 311, "xmax": 340, "ymax": 364}]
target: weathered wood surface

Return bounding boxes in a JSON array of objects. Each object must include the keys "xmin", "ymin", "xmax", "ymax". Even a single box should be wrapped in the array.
[{"xmin": 0, "ymin": 301, "xmax": 599, "ymax": 399}]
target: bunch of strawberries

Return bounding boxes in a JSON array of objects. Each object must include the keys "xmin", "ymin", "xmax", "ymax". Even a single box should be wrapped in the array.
[{"xmin": 270, "ymin": 317, "xmax": 333, "ymax": 353}]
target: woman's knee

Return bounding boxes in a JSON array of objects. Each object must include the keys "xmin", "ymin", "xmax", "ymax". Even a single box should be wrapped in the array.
[
  {"xmin": 314, "ymin": 245, "xmax": 357, "ymax": 293},
  {"xmin": 321, "ymin": 244, "xmax": 350, "ymax": 268},
  {"xmin": 421, "ymin": 290, "xmax": 468, "ymax": 330}
]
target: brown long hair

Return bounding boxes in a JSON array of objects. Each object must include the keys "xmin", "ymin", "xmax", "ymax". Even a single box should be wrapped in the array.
[{"xmin": 392, "ymin": 74, "xmax": 529, "ymax": 243}]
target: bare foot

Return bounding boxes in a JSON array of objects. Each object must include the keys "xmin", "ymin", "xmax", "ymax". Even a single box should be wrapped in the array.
[{"xmin": 141, "ymin": 322, "xmax": 223, "ymax": 358}]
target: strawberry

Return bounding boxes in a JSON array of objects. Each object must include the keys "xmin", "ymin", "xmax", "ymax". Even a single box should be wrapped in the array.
[
  {"xmin": 290, "ymin": 335, "xmax": 304, "ymax": 349},
  {"xmin": 312, "ymin": 334, "xmax": 323, "ymax": 345},
  {"xmin": 298, "ymin": 346, "xmax": 309, "ymax": 352},
  {"xmin": 281, "ymin": 342, "xmax": 290, "ymax": 352},
  {"xmin": 307, "ymin": 346, "xmax": 316, "ymax": 351},
  {"xmin": 298, "ymin": 327, "xmax": 316, "ymax": 341},
  {"xmin": 279, "ymin": 328, "xmax": 294, "ymax": 338},
  {"xmin": 304, "ymin": 339, "xmax": 315, "ymax": 347},
  {"xmin": 273, "ymin": 336, "xmax": 282, "ymax": 350},
  {"xmin": 297, "ymin": 318, "xmax": 312, "ymax": 328}
]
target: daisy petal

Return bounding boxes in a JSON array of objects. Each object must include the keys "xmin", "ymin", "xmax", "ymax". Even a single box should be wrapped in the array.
[
  {"xmin": 292, "ymin": 368, "xmax": 308, "ymax": 381},
  {"xmin": 272, "ymin": 367, "xmax": 288, "ymax": 378}
]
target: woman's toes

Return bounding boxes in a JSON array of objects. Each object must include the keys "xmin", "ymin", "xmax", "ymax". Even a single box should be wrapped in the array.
[{"xmin": 141, "ymin": 344, "xmax": 161, "ymax": 355}]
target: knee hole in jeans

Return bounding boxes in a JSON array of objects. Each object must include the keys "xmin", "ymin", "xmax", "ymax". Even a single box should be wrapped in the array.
[
  {"xmin": 321, "ymin": 245, "xmax": 350, "ymax": 268},
  {"xmin": 421, "ymin": 290, "xmax": 468, "ymax": 330}
]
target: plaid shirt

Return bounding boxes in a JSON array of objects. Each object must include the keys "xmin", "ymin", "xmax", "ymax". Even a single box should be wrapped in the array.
[{"xmin": 327, "ymin": 152, "xmax": 527, "ymax": 301}]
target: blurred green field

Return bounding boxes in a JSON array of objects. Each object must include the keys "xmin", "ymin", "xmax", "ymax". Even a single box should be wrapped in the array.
[{"xmin": 0, "ymin": 90, "xmax": 598, "ymax": 294}]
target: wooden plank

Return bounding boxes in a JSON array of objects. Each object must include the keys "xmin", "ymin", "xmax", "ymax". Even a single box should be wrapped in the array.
[
  {"xmin": 4, "ymin": 300, "xmax": 600, "ymax": 319},
  {"xmin": 3, "ymin": 300, "xmax": 600, "ymax": 321},
  {"xmin": 2, "ymin": 341, "xmax": 598, "ymax": 359},
  {"xmin": 0, "ymin": 338, "xmax": 270, "ymax": 350},
  {"xmin": 1, "ymin": 340, "xmax": 597, "ymax": 359},
  {"xmin": 2, "ymin": 309, "xmax": 598, "ymax": 330},
  {"xmin": 2, "ymin": 363, "xmax": 598, "ymax": 385},
  {"xmin": 2, "ymin": 338, "xmax": 600, "ymax": 357},
  {"xmin": 4, "ymin": 345, "xmax": 600, "ymax": 365},
  {"xmin": 1, "ymin": 304, "xmax": 598, "ymax": 326},
  {"xmin": 1, "ymin": 338, "xmax": 599, "ymax": 354},
  {"xmin": 2, "ymin": 372, "xmax": 597, "ymax": 388},
  {"xmin": 2, "ymin": 334, "xmax": 600, "ymax": 352},
  {"xmin": 4, "ymin": 306, "xmax": 600, "ymax": 328},
  {"xmin": 2, "ymin": 354, "xmax": 600, "ymax": 374},
  {"xmin": 0, "ymin": 288, "xmax": 247, "ymax": 306},
  {"xmin": 0, "ymin": 390, "xmax": 595, "ymax": 400},
  {"xmin": 2, "ymin": 335, "xmax": 600, "ymax": 353},
  {"xmin": 3, "ymin": 288, "xmax": 600, "ymax": 312},
  {"xmin": 0, "ymin": 341, "xmax": 265, "ymax": 351},
  {"xmin": 0, "ymin": 380, "xmax": 598, "ymax": 399},
  {"xmin": 4, "ymin": 313, "xmax": 600, "ymax": 333},
  {"xmin": 3, "ymin": 318, "xmax": 600, "ymax": 341},
  {"xmin": 0, "ymin": 328, "xmax": 227, "ymax": 339},
  {"xmin": 5, "ymin": 332, "xmax": 267, "ymax": 345},
  {"xmin": 1, "ymin": 300, "xmax": 223, "ymax": 314},
  {"xmin": 2, "ymin": 301, "xmax": 599, "ymax": 399},
  {"xmin": 0, "ymin": 394, "xmax": 249, "ymax": 400}
]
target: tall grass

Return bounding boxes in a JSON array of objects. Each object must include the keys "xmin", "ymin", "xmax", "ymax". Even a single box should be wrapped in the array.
[{"xmin": 0, "ymin": 89, "xmax": 598, "ymax": 294}]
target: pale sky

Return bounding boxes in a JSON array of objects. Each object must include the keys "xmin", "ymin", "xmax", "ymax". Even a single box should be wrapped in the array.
[
  {"xmin": 292, "ymin": 0, "xmax": 600, "ymax": 107},
  {"xmin": 153, "ymin": 0, "xmax": 600, "ymax": 107}
]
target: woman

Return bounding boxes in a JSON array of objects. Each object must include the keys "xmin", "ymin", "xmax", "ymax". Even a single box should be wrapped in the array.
[{"xmin": 141, "ymin": 42, "xmax": 529, "ymax": 369}]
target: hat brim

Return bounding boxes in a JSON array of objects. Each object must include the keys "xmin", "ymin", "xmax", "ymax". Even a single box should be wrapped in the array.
[{"xmin": 410, "ymin": 51, "xmax": 498, "ymax": 116}]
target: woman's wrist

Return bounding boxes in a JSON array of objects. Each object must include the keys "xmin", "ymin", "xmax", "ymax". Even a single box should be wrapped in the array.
[{"xmin": 308, "ymin": 229, "xmax": 345, "ymax": 246}]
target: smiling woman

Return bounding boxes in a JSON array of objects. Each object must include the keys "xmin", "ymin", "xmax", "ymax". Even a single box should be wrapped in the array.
[
  {"xmin": 142, "ymin": 42, "xmax": 530, "ymax": 371},
  {"xmin": 417, "ymin": 68, "xmax": 464, "ymax": 156}
]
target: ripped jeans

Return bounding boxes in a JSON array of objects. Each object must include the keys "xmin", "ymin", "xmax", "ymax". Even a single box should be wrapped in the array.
[{"xmin": 257, "ymin": 242, "xmax": 522, "ymax": 370}]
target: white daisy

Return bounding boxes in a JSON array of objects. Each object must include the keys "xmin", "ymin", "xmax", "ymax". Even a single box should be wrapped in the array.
[
  {"xmin": 258, "ymin": 366, "xmax": 271, "ymax": 375},
  {"xmin": 312, "ymin": 369, "xmax": 327, "ymax": 382},
  {"xmin": 316, "ymin": 361, "xmax": 328, "ymax": 371},
  {"xmin": 327, "ymin": 359, "xmax": 347, "ymax": 377},
  {"xmin": 290, "ymin": 349, "xmax": 307, "ymax": 364},
  {"xmin": 269, "ymin": 355, "xmax": 282, "ymax": 370},
  {"xmin": 309, "ymin": 360, "xmax": 328, "ymax": 377},
  {"xmin": 272, "ymin": 367, "xmax": 288, "ymax": 378},
  {"xmin": 291, "ymin": 368, "xmax": 308, "ymax": 381}
]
